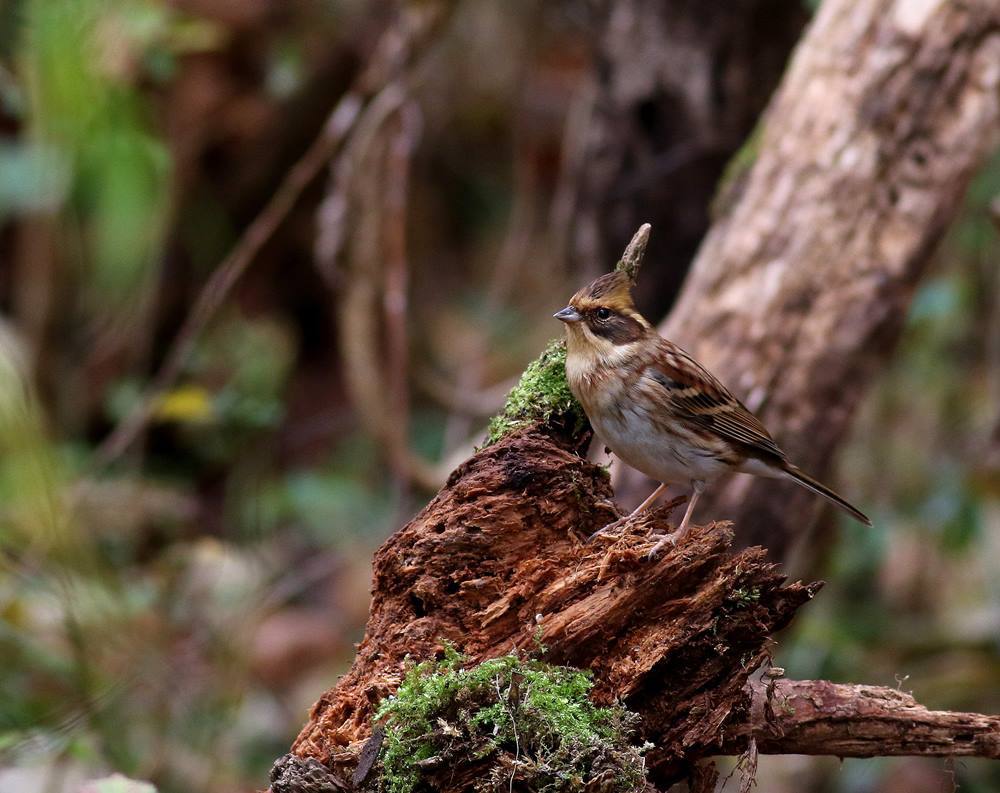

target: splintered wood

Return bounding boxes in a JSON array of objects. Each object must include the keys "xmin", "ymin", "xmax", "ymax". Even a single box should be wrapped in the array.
[{"xmin": 290, "ymin": 428, "xmax": 818, "ymax": 787}]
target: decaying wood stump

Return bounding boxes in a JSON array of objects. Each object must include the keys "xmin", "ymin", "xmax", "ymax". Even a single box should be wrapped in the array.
[
  {"xmin": 284, "ymin": 226, "xmax": 820, "ymax": 789},
  {"xmin": 280, "ymin": 422, "xmax": 1000, "ymax": 791},
  {"xmin": 289, "ymin": 426, "xmax": 820, "ymax": 789}
]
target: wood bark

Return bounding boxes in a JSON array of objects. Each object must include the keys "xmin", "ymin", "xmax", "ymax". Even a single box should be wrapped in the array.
[
  {"xmin": 655, "ymin": 0, "xmax": 1000, "ymax": 559},
  {"xmin": 278, "ymin": 425, "xmax": 1000, "ymax": 792},
  {"xmin": 725, "ymin": 679, "xmax": 1000, "ymax": 760},
  {"xmin": 569, "ymin": 0, "xmax": 807, "ymax": 320}
]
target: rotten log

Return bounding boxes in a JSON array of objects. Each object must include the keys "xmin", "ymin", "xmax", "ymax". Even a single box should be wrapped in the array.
[
  {"xmin": 281, "ymin": 419, "xmax": 1000, "ymax": 791},
  {"xmin": 288, "ymin": 424, "xmax": 821, "ymax": 789},
  {"xmin": 286, "ymin": 221, "xmax": 816, "ymax": 789}
]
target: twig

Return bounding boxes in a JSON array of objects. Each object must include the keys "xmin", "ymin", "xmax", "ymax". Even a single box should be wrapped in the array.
[
  {"xmin": 314, "ymin": 80, "xmax": 410, "ymax": 287},
  {"xmin": 92, "ymin": 93, "xmax": 363, "ymax": 467},
  {"xmin": 495, "ymin": 675, "xmax": 520, "ymax": 793},
  {"xmin": 414, "ymin": 368, "xmax": 517, "ymax": 417},
  {"xmin": 738, "ymin": 736, "xmax": 758, "ymax": 793},
  {"xmin": 333, "ymin": 84, "xmax": 440, "ymax": 491},
  {"xmin": 93, "ymin": 5, "xmax": 449, "ymax": 467},
  {"xmin": 336, "ymin": 95, "xmax": 398, "ymax": 470},
  {"xmin": 383, "ymin": 101, "xmax": 421, "ymax": 482},
  {"xmin": 441, "ymin": 132, "xmax": 540, "ymax": 456}
]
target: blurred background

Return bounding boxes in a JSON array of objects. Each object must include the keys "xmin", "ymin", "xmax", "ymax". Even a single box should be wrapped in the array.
[{"xmin": 0, "ymin": 1, "xmax": 996, "ymax": 792}]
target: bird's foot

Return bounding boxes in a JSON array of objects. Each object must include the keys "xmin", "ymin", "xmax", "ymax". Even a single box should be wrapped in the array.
[
  {"xmin": 587, "ymin": 516, "xmax": 627, "ymax": 543},
  {"xmin": 646, "ymin": 533, "xmax": 677, "ymax": 560},
  {"xmin": 646, "ymin": 524, "xmax": 692, "ymax": 560}
]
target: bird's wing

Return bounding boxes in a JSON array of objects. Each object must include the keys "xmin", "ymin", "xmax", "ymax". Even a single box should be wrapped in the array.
[{"xmin": 640, "ymin": 340, "xmax": 785, "ymax": 461}]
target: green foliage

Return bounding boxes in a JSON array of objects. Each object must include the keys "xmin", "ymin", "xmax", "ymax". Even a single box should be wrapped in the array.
[
  {"xmin": 374, "ymin": 649, "xmax": 649, "ymax": 793},
  {"xmin": 22, "ymin": 0, "xmax": 174, "ymax": 306},
  {"xmin": 484, "ymin": 339, "xmax": 587, "ymax": 446},
  {"xmin": 81, "ymin": 774, "xmax": 158, "ymax": 793}
]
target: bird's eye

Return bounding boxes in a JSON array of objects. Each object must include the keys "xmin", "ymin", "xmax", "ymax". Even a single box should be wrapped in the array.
[{"xmin": 596, "ymin": 308, "xmax": 612, "ymax": 321}]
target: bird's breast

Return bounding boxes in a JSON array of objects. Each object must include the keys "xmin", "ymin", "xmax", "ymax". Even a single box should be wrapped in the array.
[{"xmin": 565, "ymin": 349, "xmax": 733, "ymax": 484}]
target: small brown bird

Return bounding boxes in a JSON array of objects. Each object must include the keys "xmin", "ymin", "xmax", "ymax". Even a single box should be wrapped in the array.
[{"xmin": 554, "ymin": 272, "xmax": 871, "ymax": 557}]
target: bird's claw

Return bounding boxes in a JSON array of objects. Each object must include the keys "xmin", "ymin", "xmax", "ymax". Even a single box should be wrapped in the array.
[
  {"xmin": 646, "ymin": 531, "xmax": 680, "ymax": 560},
  {"xmin": 587, "ymin": 516, "xmax": 627, "ymax": 543}
]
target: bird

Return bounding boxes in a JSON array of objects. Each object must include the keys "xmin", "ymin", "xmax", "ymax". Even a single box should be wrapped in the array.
[{"xmin": 554, "ymin": 271, "xmax": 872, "ymax": 558}]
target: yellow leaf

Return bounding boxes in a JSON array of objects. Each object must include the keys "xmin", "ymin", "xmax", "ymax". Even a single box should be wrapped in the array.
[{"xmin": 153, "ymin": 385, "xmax": 214, "ymax": 423}]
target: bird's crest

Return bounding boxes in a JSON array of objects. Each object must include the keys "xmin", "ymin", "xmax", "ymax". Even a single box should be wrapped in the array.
[{"xmin": 571, "ymin": 272, "xmax": 636, "ymax": 313}]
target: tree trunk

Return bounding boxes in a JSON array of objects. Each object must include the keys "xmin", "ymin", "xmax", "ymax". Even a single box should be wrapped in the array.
[
  {"xmin": 656, "ymin": 0, "xmax": 1000, "ymax": 560},
  {"xmin": 569, "ymin": 0, "xmax": 807, "ymax": 320}
]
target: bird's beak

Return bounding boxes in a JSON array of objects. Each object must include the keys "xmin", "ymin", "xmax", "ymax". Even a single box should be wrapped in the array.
[{"xmin": 553, "ymin": 306, "xmax": 582, "ymax": 323}]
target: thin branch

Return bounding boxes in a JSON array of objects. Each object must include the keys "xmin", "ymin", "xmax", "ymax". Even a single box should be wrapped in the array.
[
  {"xmin": 93, "ymin": 5, "xmax": 449, "ymax": 467},
  {"xmin": 314, "ymin": 80, "xmax": 410, "ymax": 287},
  {"xmin": 441, "ymin": 131, "xmax": 540, "ymax": 456},
  {"xmin": 93, "ymin": 96, "xmax": 363, "ymax": 467},
  {"xmin": 414, "ymin": 368, "xmax": 516, "ymax": 417},
  {"xmin": 382, "ymin": 101, "xmax": 423, "ymax": 484},
  {"xmin": 724, "ymin": 678, "xmax": 1000, "ymax": 760},
  {"xmin": 738, "ymin": 736, "xmax": 758, "ymax": 793},
  {"xmin": 332, "ymin": 87, "xmax": 440, "ymax": 492}
]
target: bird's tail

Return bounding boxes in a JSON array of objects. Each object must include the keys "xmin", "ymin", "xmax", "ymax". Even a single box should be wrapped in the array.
[{"xmin": 783, "ymin": 465, "xmax": 872, "ymax": 527}]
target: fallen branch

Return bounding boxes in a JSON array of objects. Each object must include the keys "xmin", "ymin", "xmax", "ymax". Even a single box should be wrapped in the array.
[{"xmin": 725, "ymin": 678, "xmax": 1000, "ymax": 760}]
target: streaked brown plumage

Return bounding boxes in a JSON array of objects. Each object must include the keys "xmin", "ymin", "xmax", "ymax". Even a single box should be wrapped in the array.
[{"xmin": 554, "ymin": 272, "xmax": 871, "ymax": 557}]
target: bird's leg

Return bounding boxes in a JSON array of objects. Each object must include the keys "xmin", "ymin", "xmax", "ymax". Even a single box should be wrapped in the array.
[
  {"xmin": 648, "ymin": 480, "xmax": 705, "ymax": 559},
  {"xmin": 587, "ymin": 482, "xmax": 668, "ymax": 542},
  {"xmin": 630, "ymin": 482, "xmax": 670, "ymax": 518}
]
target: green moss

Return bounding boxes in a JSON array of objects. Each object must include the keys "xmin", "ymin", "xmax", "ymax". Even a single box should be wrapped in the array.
[
  {"xmin": 483, "ymin": 339, "xmax": 587, "ymax": 446},
  {"xmin": 711, "ymin": 122, "xmax": 763, "ymax": 219},
  {"xmin": 728, "ymin": 586, "xmax": 762, "ymax": 609},
  {"xmin": 373, "ymin": 649, "xmax": 649, "ymax": 793}
]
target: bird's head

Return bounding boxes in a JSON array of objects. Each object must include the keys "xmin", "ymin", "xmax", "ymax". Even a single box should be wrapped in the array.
[{"xmin": 554, "ymin": 272, "xmax": 652, "ymax": 356}]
